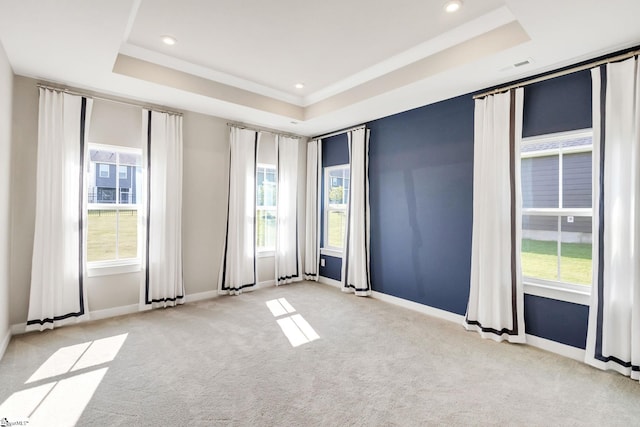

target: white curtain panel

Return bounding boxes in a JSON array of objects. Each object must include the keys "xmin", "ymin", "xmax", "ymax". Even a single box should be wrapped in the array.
[
  {"xmin": 140, "ymin": 110, "xmax": 185, "ymax": 308},
  {"xmin": 304, "ymin": 139, "xmax": 321, "ymax": 281},
  {"xmin": 27, "ymin": 89, "xmax": 93, "ymax": 331},
  {"xmin": 219, "ymin": 127, "xmax": 259, "ymax": 295},
  {"xmin": 275, "ymin": 135, "xmax": 302, "ymax": 285},
  {"xmin": 585, "ymin": 59, "xmax": 640, "ymax": 381},
  {"xmin": 341, "ymin": 128, "xmax": 372, "ymax": 296},
  {"xmin": 465, "ymin": 88, "xmax": 526, "ymax": 343}
]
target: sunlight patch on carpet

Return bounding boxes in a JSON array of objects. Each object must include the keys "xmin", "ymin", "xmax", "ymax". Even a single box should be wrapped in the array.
[
  {"xmin": 266, "ymin": 298, "xmax": 320, "ymax": 347},
  {"xmin": 0, "ymin": 333, "xmax": 128, "ymax": 425}
]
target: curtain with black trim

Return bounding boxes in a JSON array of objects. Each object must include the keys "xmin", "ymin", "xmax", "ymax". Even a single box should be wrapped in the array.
[
  {"xmin": 304, "ymin": 139, "xmax": 321, "ymax": 281},
  {"xmin": 27, "ymin": 88, "xmax": 93, "ymax": 331},
  {"xmin": 585, "ymin": 58, "xmax": 640, "ymax": 381},
  {"xmin": 465, "ymin": 88, "xmax": 526, "ymax": 343},
  {"xmin": 218, "ymin": 127, "xmax": 260, "ymax": 295},
  {"xmin": 275, "ymin": 135, "xmax": 302, "ymax": 285},
  {"xmin": 341, "ymin": 128, "xmax": 372, "ymax": 296},
  {"xmin": 140, "ymin": 110, "xmax": 184, "ymax": 308}
]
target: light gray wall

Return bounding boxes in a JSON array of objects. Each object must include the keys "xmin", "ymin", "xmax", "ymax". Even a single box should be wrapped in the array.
[
  {"xmin": 9, "ymin": 76, "xmax": 36, "ymax": 326},
  {"xmin": 182, "ymin": 108, "xmax": 229, "ymax": 294},
  {"xmin": 8, "ymin": 76, "xmax": 307, "ymax": 325},
  {"xmin": 0, "ymin": 41, "xmax": 13, "ymax": 346},
  {"xmin": 9, "ymin": 77, "xmax": 234, "ymax": 322}
]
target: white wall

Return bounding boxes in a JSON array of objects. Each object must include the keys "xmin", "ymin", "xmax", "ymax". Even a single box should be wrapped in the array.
[{"xmin": 0, "ymin": 41, "xmax": 14, "ymax": 356}]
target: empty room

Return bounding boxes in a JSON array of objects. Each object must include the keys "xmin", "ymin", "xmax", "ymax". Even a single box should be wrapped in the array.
[{"xmin": 1, "ymin": 1, "xmax": 640, "ymax": 425}]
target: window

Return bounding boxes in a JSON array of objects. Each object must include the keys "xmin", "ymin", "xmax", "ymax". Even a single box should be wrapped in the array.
[
  {"xmin": 324, "ymin": 165, "xmax": 349, "ymax": 251},
  {"xmin": 520, "ymin": 129, "xmax": 592, "ymax": 294},
  {"xmin": 87, "ymin": 144, "xmax": 142, "ymax": 267},
  {"xmin": 99, "ymin": 163, "xmax": 109, "ymax": 178},
  {"xmin": 256, "ymin": 164, "xmax": 277, "ymax": 251}
]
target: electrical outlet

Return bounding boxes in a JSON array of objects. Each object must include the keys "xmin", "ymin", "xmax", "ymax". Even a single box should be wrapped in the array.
[{"xmin": 320, "ymin": 258, "xmax": 325, "ymax": 267}]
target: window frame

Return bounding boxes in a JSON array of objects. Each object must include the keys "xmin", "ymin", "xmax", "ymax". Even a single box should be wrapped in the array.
[
  {"xmin": 256, "ymin": 163, "xmax": 277, "ymax": 254},
  {"xmin": 520, "ymin": 128, "xmax": 593, "ymax": 305},
  {"xmin": 86, "ymin": 143, "xmax": 143, "ymax": 276},
  {"xmin": 322, "ymin": 164, "xmax": 350, "ymax": 257}
]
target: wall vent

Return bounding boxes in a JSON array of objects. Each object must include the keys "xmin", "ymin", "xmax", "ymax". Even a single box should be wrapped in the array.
[{"xmin": 514, "ymin": 59, "xmax": 532, "ymax": 67}]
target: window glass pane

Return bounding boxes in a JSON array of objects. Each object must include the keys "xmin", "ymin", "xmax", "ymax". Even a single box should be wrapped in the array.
[
  {"xmin": 256, "ymin": 165, "xmax": 277, "ymax": 249},
  {"xmin": 87, "ymin": 209, "xmax": 117, "ymax": 262},
  {"xmin": 562, "ymin": 152, "xmax": 592, "ymax": 208},
  {"xmin": 560, "ymin": 215, "xmax": 592, "ymax": 285},
  {"xmin": 327, "ymin": 210, "xmax": 346, "ymax": 248},
  {"xmin": 117, "ymin": 209, "xmax": 138, "ymax": 259},
  {"xmin": 521, "ymin": 214, "xmax": 559, "ymax": 281},
  {"xmin": 87, "ymin": 145, "xmax": 142, "ymax": 264},
  {"xmin": 117, "ymin": 152, "xmax": 142, "ymax": 205},
  {"xmin": 257, "ymin": 209, "xmax": 276, "ymax": 248},
  {"xmin": 257, "ymin": 166, "xmax": 277, "ymax": 208},
  {"xmin": 328, "ymin": 168, "xmax": 349, "ymax": 205},
  {"xmin": 521, "ymin": 155, "xmax": 559, "ymax": 208}
]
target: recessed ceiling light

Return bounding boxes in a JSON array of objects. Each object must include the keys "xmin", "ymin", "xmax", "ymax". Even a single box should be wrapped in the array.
[
  {"xmin": 295, "ymin": 83, "xmax": 305, "ymax": 89},
  {"xmin": 161, "ymin": 35, "xmax": 177, "ymax": 46},
  {"xmin": 443, "ymin": 0, "xmax": 462, "ymax": 13}
]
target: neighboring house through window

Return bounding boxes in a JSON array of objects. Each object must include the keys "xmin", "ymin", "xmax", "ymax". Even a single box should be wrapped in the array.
[
  {"xmin": 520, "ymin": 129, "xmax": 593, "ymax": 294},
  {"xmin": 324, "ymin": 165, "xmax": 349, "ymax": 252},
  {"xmin": 87, "ymin": 144, "xmax": 142, "ymax": 267},
  {"xmin": 256, "ymin": 164, "xmax": 277, "ymax": 251},
  {"xmin": 99, "ymin": 163, "xmax": 109, "ymax": 178}
]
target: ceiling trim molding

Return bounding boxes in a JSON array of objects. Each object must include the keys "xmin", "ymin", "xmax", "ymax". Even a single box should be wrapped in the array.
[
  {"xmin": 303, "ymin": 6, "xmax": 517, "ymax": 106},
  {"xmin": 112, "ymin": 54, "xmax": 305, "ymax": 120},
  {"xmin": 304, "ymin": 21, "xmax": 530, "ymax": 120}
]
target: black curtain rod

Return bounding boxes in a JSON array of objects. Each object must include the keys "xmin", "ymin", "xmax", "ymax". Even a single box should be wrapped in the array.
[{"xmin": 474, "ymin": 48, "xmax": 640, "ymax": 99}]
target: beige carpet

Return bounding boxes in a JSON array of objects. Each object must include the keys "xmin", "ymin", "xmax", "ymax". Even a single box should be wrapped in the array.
[{"xmin": 1, "ymin": 282, "xmax": 639, "ymax": 426}]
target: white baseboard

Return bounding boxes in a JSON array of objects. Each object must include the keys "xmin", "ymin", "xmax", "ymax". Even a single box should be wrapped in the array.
[
  {"xmin": 184, "ymin": 290, "xmax": 219, "ymax": 303},
  {"xmin": 11, "ymin": 323, "xmax": 25, "ymax": 335},
  {"xmin": 90, "ymin": 304, "xmax": 139, "ymax": 322},
  {"xmin": 0, "ymin": 328, "xmax": 10, "ymax": 361},
  {"xmin": 257, "ymin": 280, "xmax": 276, "ymax": 288},
  {"xmin": 371, "ymin": 291, "xmax": 466, "ymax": 325},
  {"xmin": 318, "ymin": 276, "xmax": 341, "ymax": 288},
  {"xmin": 525, "ymin": 334, "xmax": 585, "ymax": 362}
]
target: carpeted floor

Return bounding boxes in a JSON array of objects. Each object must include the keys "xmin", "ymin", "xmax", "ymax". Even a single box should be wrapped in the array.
[{"xmin": 1, "ymin": 282, "xmax": 639, "ymax": 426}]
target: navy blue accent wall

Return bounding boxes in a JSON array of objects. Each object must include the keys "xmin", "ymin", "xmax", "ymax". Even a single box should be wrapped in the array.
[
  {"xmin": 523, "ymin": 70, "xmax": 592, "ymax": 137},
  {"xmin": 524, "ymin": 295, "xmax": 589, "ymax": 349},
  {"xmin": 319, "ymin": 255, "xmax": 342, "ymax": 281},
  {"xmin": 322, "ymin": 134, "xmax": 349, "ymax": 167},
  {"xmin": 367, "ymin": 95, "xmax": 475, "ymax": 315},
  {"xmin": 314, "ymin": 68, "xmax": 593, "ymax": 350}
]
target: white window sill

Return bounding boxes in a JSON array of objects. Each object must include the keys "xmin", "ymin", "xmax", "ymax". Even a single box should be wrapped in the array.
[
  {"xmin": 87, "ymin": 260, "xmax": 141, "ymax": 277},
  {"xmin": 523, "ymin": 281, "xmax": 590, "ymax": 306},
  {"xmin": 320, "ymin": 248, "xmax": 343, "ymax": 258},
  {"xmin": 257, "ymin": 250, "xmax": 275, "ymax": 258}
]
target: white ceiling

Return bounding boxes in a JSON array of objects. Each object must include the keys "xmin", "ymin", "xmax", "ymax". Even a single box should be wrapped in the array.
[{"xmin": 0, "ymin": 0, "xmax": 639, "ymax": 137}]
